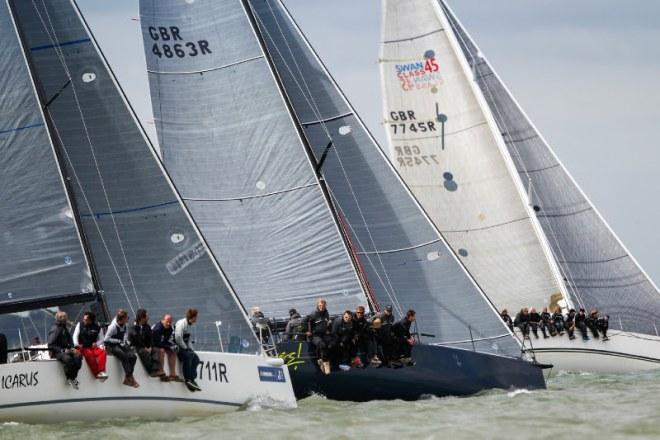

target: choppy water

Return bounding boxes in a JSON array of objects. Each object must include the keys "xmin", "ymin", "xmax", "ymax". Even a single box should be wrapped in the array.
[{"xmin": 2, "ymin": 370, "xmax": 660, "ymax": 440}]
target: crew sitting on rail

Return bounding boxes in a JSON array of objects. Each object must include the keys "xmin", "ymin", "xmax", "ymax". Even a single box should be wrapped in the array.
[
  {"xmin": 575, "ymin": 308, "xmax": 589, "ymax": 341},
  {"xmin": 305, "ymin": 299, "xmax": 333, "ymax": 375},
  {"xmin": 128, "ymin": 308, "xmax": 163, "ymax": 378},
  {"xmin": 151, "ymin": 313, "xmax": 182, "ymax": 382},
  {"xmin": 105, "ymin": 309, "xmax": 139, "ymax": 388},
  {"xmin": 250, "ymin": 306, "xmax": 272, "ymax": 345},
  {"xmin": 284, "ymin": 308, "xmax": 305, "ymax": 341},
  {"xmin": 48, "ymin": 311, "xmax": 83, "ymax": 389},
  {"xmin": 540, "ymin": 307, "xmax": 553, "ymax": 338},
  {"xmin": 375, "ymin": 305, "xmax": 396, "ymax": 365},
  {"xmin": 586, "ymin": 309, "xmax": 610, "ymax": 341},
  {"xmin": 552, "ymin": 307, "xmax": 565, "ymax": 336},
  {"xmin": 500, "ymin": 309, "xmax": 513, "ymax": 331},
  {"xmin": 353, "ymin": 305, "xmax": 379, "ymax": 367},
  {"xmin": 514, "ymin": 308, "xmax": 531, "ymax": 339},
  {"xmin": 175, "ymin": 308, "xmax": 202, "ymax": 392},
  {"xmin": 564, "ymin": 309, "xmax": 577, "ymax": 340},
  {"xmin": 331, "ymin": 310, "xmax": 356, "ymax": 369},
  {"xmin": 528, "ymin": 308, "xmax": 545, "ymax": 339},
  {"xmin": 392, "ymin": 309, "xmax": 417, "ymax": 367},
  {"xmin": 73, "ymin": 311, "xmax": 108, "ymax": 381}
]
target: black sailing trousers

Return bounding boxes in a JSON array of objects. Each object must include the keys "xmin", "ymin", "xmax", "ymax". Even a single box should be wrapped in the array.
[
  {"xmin": 178, "ymin": 349, "xmax": 200, "ymax": 381},
  {"xmin": 55, "ymin": 349, "xmax": 82, "ymax": 380},
  {"xmin": 107, "ymin": 344, "xmax": 137, "ymax": 376}
]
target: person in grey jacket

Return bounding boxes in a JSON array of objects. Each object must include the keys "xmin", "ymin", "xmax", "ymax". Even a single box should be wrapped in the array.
[
  {"xmin": 104, "ymin": 309, "xmax": 139, "ymax": 388},
  {"xmin": 175, "ymin": 308, "xmax": 201, "ymax": 392}
]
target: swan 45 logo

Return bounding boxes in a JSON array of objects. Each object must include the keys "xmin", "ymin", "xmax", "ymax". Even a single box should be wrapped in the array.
[{"xmin": 395, "ymin": 49, "xmax": 442, "ymax": 92}]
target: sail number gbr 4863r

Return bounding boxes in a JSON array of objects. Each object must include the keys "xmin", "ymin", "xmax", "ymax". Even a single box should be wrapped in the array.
[{"xmin": 147, "ymin": 26, "xmax": 212, "ymax": 59}]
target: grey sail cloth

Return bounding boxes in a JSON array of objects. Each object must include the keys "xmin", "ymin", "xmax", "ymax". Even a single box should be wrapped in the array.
[
  {"xmin": 10, "ymin": 0, "xmax": 258, "ymax": 352},
  {"xmin": 0, "ymin": 3, "xmax": 92, "ymax": 309},
  {"xmin": 440, "ymin": 0, "xmax": 660, "ymax": 335},
  {"xmin": 246, "ymin": 0, "xmax": 520, "ymax": 356},
  {"xmin": 139, "ymin": 0, "xmax": 367, "ymax": 319}
]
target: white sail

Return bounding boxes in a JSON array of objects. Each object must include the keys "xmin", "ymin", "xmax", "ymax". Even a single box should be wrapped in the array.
[{"xmin": 379, "ymin": 0, "xmax": 565, "ymax": 313}]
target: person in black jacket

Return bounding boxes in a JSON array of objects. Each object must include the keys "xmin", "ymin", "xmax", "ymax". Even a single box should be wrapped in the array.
[
  {"xmin": 151, "ymin": 313, "xmax": 181, "ymax": 382},
  {"xmin": 48, "ymin": 311, "xmax": 82, "ymax": 389},
  {"xmin": 392, "ymin": 309, "xmax": 416, "ymax": 366},
  {"xmin": 331, "ymin": 311, "xmax": 355, "ymax": 367},
  {"xmin": 597, "ymin": 313, "xmax": 610, "ymax": 341},
  {"xmin": 305, "ymin": 299, "xmax": 332, "ymax": 375},
  {"xmin": 528, "ymin": 308, "xmax": 544, "ymax": 339},
  {"xmin": 128, "ymin": 308, "xmax": 162, "ymax": 377},
  {"xmin": 514, "ymin": 308, "xmax": 531, "ymax": 338},
  {"xmin": 500, "ymin": 309, "xmax": 514, "ymax": 331},
  {"xmin": 72, "ymin": 311, "xmax": 107, "ymax": 381},
  {"xmin": 552, "ymin": 307, "xmax": 565, "ymax": 336},
  {"xmin": 375, "ymin": 305, "xmax": 395, "ymax": 364},
  {"xmin": 352, "ymin": 305, "xmax": 374, "ymax": 367},
  {"xmin": 565, "ymin": 309, "xmax": 577, "ymax": 340},
  {"xmin": 575, "ymin": 308, "xmax": 589, "ymax": 340}
]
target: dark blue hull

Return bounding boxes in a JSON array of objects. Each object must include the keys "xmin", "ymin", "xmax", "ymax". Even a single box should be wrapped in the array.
[{"xmin": 277, "ymin": 341, "xmax": 547, "ymax": 401}]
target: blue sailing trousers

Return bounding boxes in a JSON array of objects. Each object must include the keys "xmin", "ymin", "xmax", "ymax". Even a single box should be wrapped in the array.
[{"xmin": 177, "ymin": 349, "xmax": 200, "ymax": 381}]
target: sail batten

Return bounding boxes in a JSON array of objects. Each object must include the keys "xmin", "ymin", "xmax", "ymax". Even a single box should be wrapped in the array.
[{"xmin": 439, "ymin": 0, "xmax": 660, "ymax": 334}]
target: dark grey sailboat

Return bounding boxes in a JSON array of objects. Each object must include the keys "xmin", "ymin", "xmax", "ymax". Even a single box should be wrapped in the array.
[{"xmin": 139, "ymin": 0, "xmax": 548, "ymax": 400}]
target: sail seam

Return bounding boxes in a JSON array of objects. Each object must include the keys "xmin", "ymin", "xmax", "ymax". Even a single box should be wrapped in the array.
[
  {"xmin": 146, "ymin": 55, "xmax": 263, "ymax": 75},
  {"xmin": 182, "ymin": 182, "xmax": 317, "ymax": 202},
  {"xmin": 441, "ymin": 216, "xmax": 529, "ymax": 233},
  {"xmin": 0, "ymin": 122, "xmax": 44, "ymax": 135},
  {"xmin": 517, "ymin": 163, "xmax": 561, "ymax": 174},
  {"xmin": 382, "ymin": 28, "xmax": 444, "ymax": 44},
  {"xmin": 559, "ymin": 254, "xmax": 628, "ymax": 265},
  {"xmin": 356, "ymin": 238, "xmax": 442, "ymax": 255},
  {"xmin": 537, "ymin": 206, "xmax": 592, "ymax": 219},
  {"xmin": 30, "ymin": 37, "xmax": 90, "ymax": 52},
  {"xmin": 301, "ymin": 111, "xmax": 353, "ymax": 126},
  {"xmin": 79, "ymin": 200, "xmax": 179, "ymax": 219}
]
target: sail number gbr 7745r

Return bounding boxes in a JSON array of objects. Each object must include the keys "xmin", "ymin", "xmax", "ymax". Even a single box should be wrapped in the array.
[{"xmin": 147, "ymin": 26, "xmax": 212, "ymax": 59}]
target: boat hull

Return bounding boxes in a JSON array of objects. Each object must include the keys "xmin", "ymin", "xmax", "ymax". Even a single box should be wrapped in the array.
[
  {"xmin": 277, "ymin": 341, "xmax": 546, "ymax": 401},
  {"xmin": 0, "ymin": 351, "xmax": 295, "ymax": 423},
  {"xmin": 519, "ymin": 330, "xmax": 660, "ymax": 374}
]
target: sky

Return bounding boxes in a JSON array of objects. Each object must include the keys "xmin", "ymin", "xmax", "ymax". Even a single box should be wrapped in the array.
[{"xmin": 77, "ymin": 0, "xmax": 659, "ymax": 285}]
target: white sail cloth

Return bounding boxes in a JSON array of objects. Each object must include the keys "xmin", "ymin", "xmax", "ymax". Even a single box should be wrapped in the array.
[{"xmin": 380, "ymin": 0, "xmax": 564, "ymax": 313}]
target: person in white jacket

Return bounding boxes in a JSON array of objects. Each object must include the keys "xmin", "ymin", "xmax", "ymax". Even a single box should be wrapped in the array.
[
  {"xmin": 104, "ymin": 309, "xmax": 139, "ymax": 388},
  {"xmin": 174, "ymin": 308, "xmax": 201, "ymax": 392}
]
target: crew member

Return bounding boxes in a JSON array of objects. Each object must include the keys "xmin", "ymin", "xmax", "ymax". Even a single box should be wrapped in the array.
[
  {"xmin": 305, "ymin": 299, "xmax": 332, "ymax": 375},
  {"xmin": 597, "ymin": 313, "xmax": 610, "ymax": 341},
  {"xmin": 392, "ymin": 309, "xmax": 416, "ymax": 366},
  {"xmin": 540, "ymin": 307, "xmax": 553, "ymax": 337},
  {"xmin": 514, "ymin": 308, "xmax": 531, "ymax": 339},
  {"xmin": 552, "ymin": 307, "xmax": 565, "ymax": 336},
  {"xmin": 48, "ymin": 311, "xmax": 82, "ymax": 389},
  {"xmin": 575, "ymin": 308, "xmax": 589, "ymax": 340},
  {"xmin": 175, "ymin": 308, "xmax": 202, "ymax": 392},
  {"xmin": 500, "ymin": 309, "xmax": 513, "ymax": 331},
  {"xmin": 128, "ymin": 308, "xmax": 161, "ymax": 377},
  {"xmin": 565, "ymin": 309, "xmax": 577, "ymax": 340},
  {"xmin": 284, "ymin": 308, "xmax": 305, "ymax": 341},
  {"xmin": 152, "ymin": 313, "xmax": 181, "ymax": 382},
  {"xmin": 105, "ymin": 309, "xmax": 139, "ymax": 388},
  {"xmin": 73, "ymin": 311, "xmax": 108, "ymax": 380},
  {"xmin": 528, "ymin": 308, "xmax": 545, "ymax": 339},
  {"xmin": 352, "ymin": 305, "xmax": 374, "ymax": 367},
  {"xmin": 376, "ymin": 305, "xmax": 395, "ymax": 364},
  {"xmin": 331, "ymin": 310, "xmax": 355, "ymax": 368}
]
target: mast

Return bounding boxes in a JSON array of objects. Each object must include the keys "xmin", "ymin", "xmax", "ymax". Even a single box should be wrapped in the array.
[
  {"xmin": 240, "ymin": 0, "xmax": 377, "ymax": 312},
  {"xmin": 6, "ymin": 0, "xmax": 105, "ymax": 318}
]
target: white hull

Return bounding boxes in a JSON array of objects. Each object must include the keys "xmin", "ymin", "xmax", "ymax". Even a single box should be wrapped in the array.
[
  {"xmin": 514, "ymin": 330, "xmax": 660, "ymax": 374},
  {"xmin": 0, "ymin": 351, "xmax": 295, "ymax": 423}
]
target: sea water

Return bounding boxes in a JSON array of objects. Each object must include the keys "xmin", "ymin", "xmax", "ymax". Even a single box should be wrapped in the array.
[{"xmin": 1, "ymin": 369, "xmax": 659, "ymax": 440}]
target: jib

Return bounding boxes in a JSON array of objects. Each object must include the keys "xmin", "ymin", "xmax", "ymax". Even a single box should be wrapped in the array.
[
  {"xmin": 390, "ymin": 110, "xmax": 416, "ymax": 121},
  {"xmin": 148, "ymin": 26, "xmax": 182, "ymax": 41}
]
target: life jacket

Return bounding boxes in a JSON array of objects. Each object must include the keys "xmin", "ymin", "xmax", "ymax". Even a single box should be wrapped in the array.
[
  {"xmin": 78, "ymin": 322, "xmax": 101, "ymax": 348},
  {"xmin": 307, "ymin": 309, "xmax": 330, "ymax": 336}
]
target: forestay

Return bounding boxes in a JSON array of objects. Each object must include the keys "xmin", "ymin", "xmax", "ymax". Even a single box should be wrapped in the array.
[
  {"xmin": 380, "ymin": 0, "xmax": 565, "ymax": 314},
  {"xmin": 9, "ymin": 0, "xmax": 257, "ymax": 351},
  {"xmin": 246, "ymin": 0, "xmax": 520, "ymax": 356},
  {"xmin": 440, "ymin": 0, "xmax": 660, "ymax": 335},
  {"xmin": 0, "ymin": 3, "xmax": 92, "ymax": 313},
  {"xmin": 140, "ymin": 0, "xmax": 367, "ymax": 319}
]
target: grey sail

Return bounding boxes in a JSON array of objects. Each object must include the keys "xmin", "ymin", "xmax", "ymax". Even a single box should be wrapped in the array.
[
  {"xmin": 245, "ymin": 0, "xmax": 520, "ymax": 356},
  {"xmin": 440, "ymin": 0, "xmax": 660, "ymax": 335},
  {"xmin": 140, "ymin": 0, "xmax": 368, "ymax": 319},
  {"xmin": 0, "ymin": 2, "xmax": 93, "ymax": 315},
  {"xmin": 9, "ymin": 0, "xmax": 258, "ymax": 351}
]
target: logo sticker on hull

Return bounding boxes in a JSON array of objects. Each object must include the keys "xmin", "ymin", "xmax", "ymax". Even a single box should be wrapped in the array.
[{"xmin": 258, "ymin": 366, "xmax": 286, "ymax": 383}]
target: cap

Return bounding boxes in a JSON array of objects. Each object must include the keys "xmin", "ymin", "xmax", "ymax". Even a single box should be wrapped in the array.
[
  {"xmin": 385, "ymin": 305, "xmax": 393, "ymax": 312},
  {"xmin": 288, "ymin": 308, "xmax": 297, "ymax": 316}
]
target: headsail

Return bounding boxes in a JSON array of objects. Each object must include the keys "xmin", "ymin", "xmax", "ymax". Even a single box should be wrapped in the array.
[
  {"xmin": 380, "ymin": 0, "xmax": 566, "ymax": 314},
  {"xmin": 439, "ymin": 0, "xmax": 660, "ymax": 335},
  {"xmin": 0, "ymin": 3, "xmax": 93, "ymax": 314},
  {"xmin": 243, "ymin": 0, "xmax": 521, "ymax": 356},
  {"xmin": 140, "ymin": 0, "xmax": 368, "ymax": 319},
  {"xmin": 7, "ymin": 0, "xmax": 258, "ymax": 351}
]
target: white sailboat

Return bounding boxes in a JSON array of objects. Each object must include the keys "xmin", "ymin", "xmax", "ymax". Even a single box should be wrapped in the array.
[
  {"xmin": 0, "ymin": 0, "xmax": 294, "ymax": 423},
  {"xmin": 379, "ymin": 0, "xmax": 660, "ymax": 373}
]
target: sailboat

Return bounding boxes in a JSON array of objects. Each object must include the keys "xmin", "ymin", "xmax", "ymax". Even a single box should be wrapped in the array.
[
  {"xmin": 139, "ymin": 0, "xmax": 548, "ymax": 401},
  {"xmin": 379, "ymin": 0, "xmax": 660, "ymax": 373},
  {"xmin": 0, "ymin": 0, "xmax": 294, "ymax": 423}
]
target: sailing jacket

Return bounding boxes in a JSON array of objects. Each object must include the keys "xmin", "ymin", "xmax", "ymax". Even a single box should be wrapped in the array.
[
  {"xmin": 285, "ymin": 313, "xmax": 304, "ymax": 339},
  {"xmin": 174, "ymin": 317, "xmax": 194, "ymax": 351},
  {"xmin": 47, "ymin": 321, "xmax": 74, "ymax": 353},
  {"xmin": 305, "ymin": 308, "xmax": 331, "ymax": 336},
  {"xmin": 72, "ymin": 322, "xmax": 104, "ymax": 348},
  {"xmin": 331, "ymin": 317, "xmax": 354, "ymax": 346},
  {"xmin": 128, "ymin": 322, "xmax": 153, "ymax": 349},
  {"xmin": 151, "ymin": 321, "xmax": 175, "ymax": 349},
  {"xmin": 104, "ymin": 318, "xmax": 128, "ymax": 346},
  {"xmin": 392, "ymin": 317, "xmax": 413, "ymax": 339}
]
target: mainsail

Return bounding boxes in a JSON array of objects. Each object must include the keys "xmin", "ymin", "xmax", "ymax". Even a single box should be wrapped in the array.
[
  {"xmin": 0, "ymin": 3, "xmax": 93, "ymax": 314},
  {"xmin": 380, "ymin": 0, "xmax": 566, "ymax": 314},
  {"xmin": 140, "ymin": 0, "xmax": 368, "ymax": 319},
  {"xmin": 439, "ymin": 0, "xmax": 660, "ymax": 335},
  {"xmin": 2, "ymin": 0, "xmax": 258, "ymax": 351},
  {"xmin": 142, "ymin": 0, "xmax": 521, "ymax": 356}
]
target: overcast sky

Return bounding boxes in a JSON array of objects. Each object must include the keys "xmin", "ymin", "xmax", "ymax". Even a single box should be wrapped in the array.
[{"xmin": 77, "ymin": 0, "xmax": 659, "ymax": 284}]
